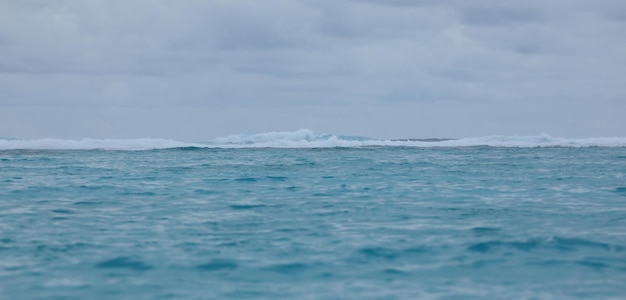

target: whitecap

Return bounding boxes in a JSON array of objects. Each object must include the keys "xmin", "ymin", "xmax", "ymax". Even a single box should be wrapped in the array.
[{"xmin": 2, "ymin": 130, "xmax": 626, "ymax": 150}]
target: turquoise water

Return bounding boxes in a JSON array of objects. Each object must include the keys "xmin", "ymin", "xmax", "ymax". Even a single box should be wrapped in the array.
[{"xmin": 2, "ymin": 144, "xmax": 626, "ymax": 299}]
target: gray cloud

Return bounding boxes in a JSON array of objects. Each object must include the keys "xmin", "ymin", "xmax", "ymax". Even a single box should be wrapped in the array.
[{"xmin": 1, "ymin": 0, "xmax": 625, "ymax": 140}]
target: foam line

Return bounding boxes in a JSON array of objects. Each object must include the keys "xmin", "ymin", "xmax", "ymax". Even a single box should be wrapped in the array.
[{"xmin": 1, "ymin": 129, "xmax": 626, "ymax": 150}]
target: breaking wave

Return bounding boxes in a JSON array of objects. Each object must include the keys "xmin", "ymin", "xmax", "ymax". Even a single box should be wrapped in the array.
[{"xmin": 1, "ymin": 129, "xmax": 626, "ymax": 150}]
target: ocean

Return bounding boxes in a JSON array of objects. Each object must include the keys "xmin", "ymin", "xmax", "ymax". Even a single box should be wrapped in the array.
[{"xmin": 1, "ymin": 129, "xmax": 626, "ymax": 299}]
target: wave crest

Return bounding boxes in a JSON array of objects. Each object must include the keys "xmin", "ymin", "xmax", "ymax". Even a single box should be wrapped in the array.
[
  {"xmin": 211, "ymin": 129, "xmax": 327, "ymax": 145},
  {"xmin": 2, "ymin": 129, "xmax": 626, "ymax": 150}
]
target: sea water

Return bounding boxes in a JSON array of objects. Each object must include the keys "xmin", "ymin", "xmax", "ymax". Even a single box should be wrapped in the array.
[{"xmin": 1, "ymin": 130, "xmax": 626, "ymax": 299}]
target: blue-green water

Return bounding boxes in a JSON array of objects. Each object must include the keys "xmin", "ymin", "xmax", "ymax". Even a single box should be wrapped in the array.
[{"xmin": 2, "ymin": 145, "xmax": 626, "ymax": 299}]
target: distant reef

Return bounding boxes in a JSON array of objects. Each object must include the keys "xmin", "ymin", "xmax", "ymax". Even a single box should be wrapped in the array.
[{"xmin": 390, "ymin": 138, "xmax": 456, "ymax": 142}]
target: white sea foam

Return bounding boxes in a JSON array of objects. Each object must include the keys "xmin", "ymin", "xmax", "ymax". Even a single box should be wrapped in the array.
[
  {"xmin": 1, "ymin": 129, "xmax": 626, "ymax": 150},
  {"xmin": 206, "ymin": 130, "xmax": 626, "ymax": 148}
]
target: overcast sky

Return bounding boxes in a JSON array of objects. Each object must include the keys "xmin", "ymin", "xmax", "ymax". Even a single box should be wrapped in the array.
[{"xmin": 1, "ymin": 0, "xmax": 625, "ymax": 141}]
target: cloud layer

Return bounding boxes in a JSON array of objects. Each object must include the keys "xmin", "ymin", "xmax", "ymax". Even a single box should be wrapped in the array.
[{"xmin": 1, "ymin": 0, "xmax": 625, "ymax": 140}]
